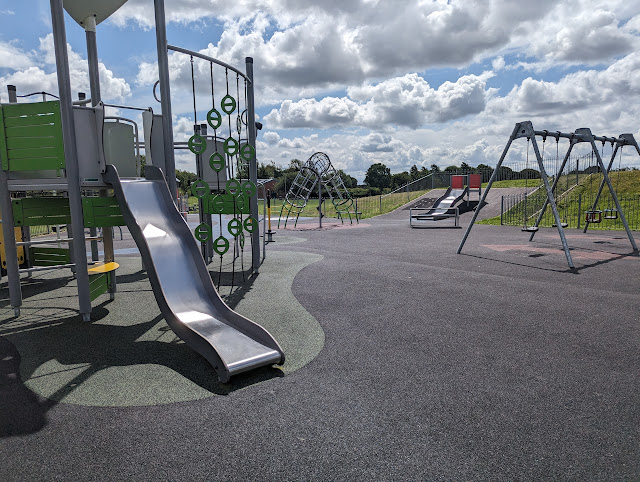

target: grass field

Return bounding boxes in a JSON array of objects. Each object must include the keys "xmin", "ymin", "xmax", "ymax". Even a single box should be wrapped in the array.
[{"xmin": 478, "ymin": 171, "xmax": 640, "ymax": 230}]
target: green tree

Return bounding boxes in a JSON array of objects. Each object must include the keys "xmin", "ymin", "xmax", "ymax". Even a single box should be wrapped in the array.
[
  {"xmin": 337, "ymin": 169, "xmax": 358, "ymax": 188},
  {"xmin": 409, "ymin": 164, "xmax": 420, "ymax": 180},
  {"xmin": 430, "ymin": 164, "xmax": 440, "ymax": 173},
  {"xmin": 444, "ymin": 165, "xmax": 458, "ymax": 173},
  {"xmin": 364, "ymin": 162, "xmax": 392, "ymax": 189},
  {"xmin": 257, "ymin": 161, "xmax": 283, "ymax": 179},
  {"xmin": 392, "ymin": 171, "xmax": 411, "ymax": 190},
  {"xmin": 286, "ymin": 158, "xmax": 303, "ymax": 173},
  {"xmin": 273, "ymin": 171, "xmax": 299, "ymax": 197},
  {"xmin": 176, "ymin": 168, "xmax": 197, "ymax": 194}
]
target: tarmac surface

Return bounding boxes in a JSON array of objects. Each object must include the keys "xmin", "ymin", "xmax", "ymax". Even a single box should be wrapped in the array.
[{"xmin": 1, "ymin": 188, "xmax": 639, "ymax": 479}]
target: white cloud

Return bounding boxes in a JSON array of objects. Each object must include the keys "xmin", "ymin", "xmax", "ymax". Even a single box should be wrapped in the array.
[
  {"xmin": 0, "ymin": 34, "xmax": 130, "ymax": 102},
  {"xmin": 264, "ymin": 72, "xmax": 492, "ymax": 129}
]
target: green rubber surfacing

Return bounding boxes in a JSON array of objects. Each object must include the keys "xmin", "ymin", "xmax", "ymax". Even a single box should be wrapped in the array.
[{"xmin": 0, "ymin": 247, "xmax": 324, "ymax": 407}]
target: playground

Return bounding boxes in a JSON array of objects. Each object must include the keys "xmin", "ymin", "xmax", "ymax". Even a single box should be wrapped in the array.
[
  {"xmin": 1, "ymin": 1, "xmax": 640, "ymax": 479},
  {"xmin": 2, "ymin": 208, "xmax": 640, "ymax": 479}
]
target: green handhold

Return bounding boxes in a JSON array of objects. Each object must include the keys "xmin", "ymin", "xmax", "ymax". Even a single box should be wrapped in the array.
[
  {"xmin": 191, "ymin": 179, "xmax": 210, "ymax": 198},
  {"xmin": 209, "ymin": 195, "xmax": 226, "ymax": 214},
  {"xmin": 239, "ymin": 143, "xmax": 255, "ymax": 162},
  {"xmin": 213, "ymin": 235, "xmax": 230, "ymax": 256},
  {"xmin": 207, "ymin": 108, "xmax": 222, "ymax": 130},
  {"xmin": 188, "ymin": 134, "xmax": 206, "ymax": 155},
  {"xmin": 226, "ymin": 178, "xmax": 240, "ymax": 194},
  {"xmin": 194, "ymin": 223, "xmax": 212, "ymax": 242},
  {"xmin": 224, "ymin": 137, "xmax": 239, "ymax": 156},
  {"xmin": 228, "ymin": 218, "xmax": 242, "ymax": 237},
  {"xmin": 241, "ymin": 180, "xmax": 257, "ymax": 197},
  {"xmin": 243, "ymin": 216, "xmax": 257, "ymax": 233},
  {"xmin": 235, "ymin": 194, "xmax": 247, "ymax": 211},
  {"xmin": 209, "ymin": 152, "xmax": 225, "ymax": 172},
  {"xmin": 221, "ymin": 95, "xmax": 236, "ymax": 115}
]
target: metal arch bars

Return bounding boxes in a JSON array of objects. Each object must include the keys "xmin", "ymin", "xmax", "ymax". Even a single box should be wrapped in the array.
[
  {"xmin": 168, "ymin": 45, "xmax": 252, "ymax": 83},
  {"xmin": 278, "ymin": 152, "xmax": 359, "ymax": 228},
  {"xmin": 457, "ymin": 121, "xmax": 640, "ymax": 269}
]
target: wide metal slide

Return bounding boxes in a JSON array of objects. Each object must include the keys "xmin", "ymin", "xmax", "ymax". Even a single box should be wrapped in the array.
[
  {"xmin": 104, "ymin": 165, "xmax": 284, "ymax": 383},
  {"xmin": 410, "ymin": 187, "xmax": 468, "ymax": 227}
]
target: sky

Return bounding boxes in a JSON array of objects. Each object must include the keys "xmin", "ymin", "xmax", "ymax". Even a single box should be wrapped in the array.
[{"xmin": 1, "ymin": 0, "xmax": 639, "ymax": 182}]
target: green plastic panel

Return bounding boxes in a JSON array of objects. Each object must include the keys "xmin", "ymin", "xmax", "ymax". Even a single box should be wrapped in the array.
[
  {"xmin": 12, "ymin": 196, "xmax": 124, "ymax": 227},
  {"xmin": 0, "ymin": 101, "xmax": 65, "ymax": 171},
  {"xmin": 28, "ymin": 246, "xmax": 71, "ymax": 267},
  {"xmin": 13, "ymin": 197, "xmax": 71, "ymax": 227},
  {"xmin": 89, "ymin": 271, "xmax": 113, "ymax": 302},
  {"xmin": 82, "ymin": 197, "xmax": 125, "ymax": 227},
  {"xmin": 204, "ymin": 193, "xmax": 250, "ymax": 215}
]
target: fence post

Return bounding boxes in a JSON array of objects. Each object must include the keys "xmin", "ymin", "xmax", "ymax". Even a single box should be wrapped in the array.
[
  {"xmin": 500, "ymin": 196, "xmax": 504, "ymax": 225},
  {"xmin": 577, "ymin": 193, "xmax": 581, "ymax": 229},
  {"xmin": 407, "ymin": 184, "xmax": 409, "ymax": 201},
  {"xmin": 379, "ymin": 195, "xmax": 382, "ymax": 213}
]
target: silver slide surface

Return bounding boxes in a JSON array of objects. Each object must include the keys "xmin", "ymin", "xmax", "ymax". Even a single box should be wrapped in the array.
[
  {"xmin": 416, "ymin": 187, "xmax": 468, "ymax": 219},
  {"xmin": 104, "ymin": 165, "xmax": 284, "ymax": 383}
]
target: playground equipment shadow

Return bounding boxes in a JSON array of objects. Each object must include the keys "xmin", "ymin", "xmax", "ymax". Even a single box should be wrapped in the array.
[{"xmin": 1, "ymin": 206, "xmax": 639, "ymax": 479}]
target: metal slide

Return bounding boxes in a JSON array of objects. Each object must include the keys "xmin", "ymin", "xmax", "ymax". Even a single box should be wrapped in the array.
[
  {"xmin": 104, "ymin": 165, "xmax": 284, "ymax": 383},
  {"xmin": 418, "ymin": 187, "xmax": 468, "ymax": 219}
]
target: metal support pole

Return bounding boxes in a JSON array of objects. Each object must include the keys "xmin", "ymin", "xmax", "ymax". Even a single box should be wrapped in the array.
[
  {"xmin": 529, "ymin": 134, "xmax": 574, "ymax": 268},
  {"xmin": 51, "ymin": 0, "xmax": 91, "ymax": 320},
  {"xmin": 0, "ymin": 144, "xmax": 21, "ymax": 316},
  {"xmin": 583, "ymin": 144, "xmax": 614, "ymax": 232},
  {"xmin": 318, "ymin": 173, "xmax": 322, "ymax": 229},
  {"xmin": 154, "ymin": 0, "xmax": 177, "ymax": 203},
  {"xmin": 458, "ymin": 122, "xmax": 523, "ymax": 254},
  {"xmin": 7, "ymin": 84, "xmax": 17, "ymax": 103},
  {"xmin": 194, "ymin": 124, "xmax": 207, "ymax": 262},
  {"xmin": 245, "ymin": 57, "xmax": 260, "ymax": 271},
  {"xmin": 85, "ymin": 20, "xmax": 115, "ymax": 295},
  {"xmin": 500, "ymin": 196, "xmax": 504, "ymax": 225},
  {"xmin": 577, "ymin": 128, "xmax": 638, "ymax": 253}
]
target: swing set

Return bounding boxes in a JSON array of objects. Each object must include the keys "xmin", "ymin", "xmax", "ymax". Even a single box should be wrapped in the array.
[{"xmin": 458, "ymin": 121, "xmax": 640, "ymax": 269}]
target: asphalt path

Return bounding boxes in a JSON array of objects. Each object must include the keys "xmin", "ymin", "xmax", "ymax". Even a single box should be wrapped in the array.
[{"xmin": 1, "ymin": 195, "xmax": 639, "ymax": 480}]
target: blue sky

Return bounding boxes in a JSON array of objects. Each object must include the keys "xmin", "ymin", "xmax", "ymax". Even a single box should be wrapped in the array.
[{"xmin": 1, "ymin": 1, "xmax": 640, "ymax": 181}]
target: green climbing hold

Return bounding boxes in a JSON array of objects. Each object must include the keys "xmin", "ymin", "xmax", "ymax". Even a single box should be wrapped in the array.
[
  {"xmin": 239, "ymin": 143, "xmax": 255, "ymax": 162},
  {"xmin": 209, "ymin": 152, "xmax": 225, "ymax": 172},
  {"xmin": 207, "ymin": 108, "xmax": 222, "ymax": 130},
  {"xmin": 226, "ymin": 178, "xmax": 240, "ymax": 195},
  {"xmin": 241, "ymin": 180, "xmax": 257, "ymax": 197},
  {"xmin": 194, "ymin": 223, "xmax": 212, "ymax": 242},
  {"xmin": 191, "ymin": 179, "xmax": 210, "ymax": 198},
  {"xmin": 224, "ymin": 137, "xmax": 239, "ymax": 156},
  {"xmin": 188, "ymin": 134, "xmax": 206, "ymax": 155},
  {"xmin": 235, "ymin": 194, "xmax": 247, "ymax": 211},
  {"xmin": 209, "ymin": 195, "xmax": 226, "ymax": 214},
  {"xmin": 213, "ymin": 235, "xmax": 230, "ymax": 256},
  {"xmin": 228, "ymin": 218, "xmax": 242, "ymax": 237},
  {"xmin": 243, "ymin": 216, "xmax": 257, "ymax": 233},
  {"xmin": 221, "ymin": 95, "xmax": 236, "ymax": 115}
]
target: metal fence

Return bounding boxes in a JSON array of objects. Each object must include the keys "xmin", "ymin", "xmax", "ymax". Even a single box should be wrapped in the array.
[{"xmin": 500, "ymin": 191, "xmax": 640, "ymax": 230}]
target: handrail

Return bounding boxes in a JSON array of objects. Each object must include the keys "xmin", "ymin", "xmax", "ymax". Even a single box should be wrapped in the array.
[
  {"xmin": 167, "ymin": 44, "xmax": 251, "ymax": 83},
  {"xmin": 382, "ymin": 173, "xmax": 433, "ymax": 198}
]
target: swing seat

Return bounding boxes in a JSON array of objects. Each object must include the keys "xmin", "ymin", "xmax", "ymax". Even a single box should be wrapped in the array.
[
  {"xmin": 552, "ymin": 222, "xmax": 569, "ymax": 228},
  {"xmin": 603, "ymin": 209, "xmax": 618, "ymax": 220},
  {"xmin": 522, "ymin": 226, "xmax": 539, "ymax": 232},
  {"xmin": 585, "ymin": 210, "xmax": 602, "ymax": 224}
]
